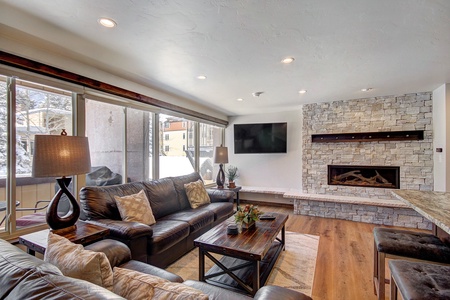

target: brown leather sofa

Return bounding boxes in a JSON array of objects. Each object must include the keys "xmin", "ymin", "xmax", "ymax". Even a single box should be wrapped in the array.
[
  {"xmin": 0, "ymin": 238, "xmax": 312, "ymax": 300},
  {"xmin": 80, "ymin": 172, "xmax": 235, "ymax": 268}
]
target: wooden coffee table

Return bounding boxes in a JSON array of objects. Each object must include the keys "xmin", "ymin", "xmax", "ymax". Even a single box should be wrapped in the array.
[{"xmin": 194, "ymin": 212, "xmax": 288, "ymax": 296}]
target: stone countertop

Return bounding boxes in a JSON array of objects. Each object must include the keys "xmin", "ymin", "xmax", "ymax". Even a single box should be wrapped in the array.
[{"xmin": 392, "ymin": 190, "xmax": 450, "ymax": 235}]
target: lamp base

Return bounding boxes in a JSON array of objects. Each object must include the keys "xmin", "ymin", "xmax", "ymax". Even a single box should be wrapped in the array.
[
  {"xmin": 216, "ymin": 163, "xmax": 225, "ymax": 188},
  {"xmin": 46, "ymin": 177, "xmax": 80, "ymax": 230}
]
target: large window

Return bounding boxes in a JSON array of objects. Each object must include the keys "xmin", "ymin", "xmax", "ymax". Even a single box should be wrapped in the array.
[
  {"xmin": 85, "ymin": 100, "xmax": 125, "ymax": 186},
  {"xmin": 0, "ymin": 70, "xmax": 224, "ymax": 238},
  {"xmin": 1, "ymin": 76, "xmax": 73, "ymax": 233},
  {"xmin": 199, "ymin": 123, "xmax": 224, "ymax": 185},
  {"xmin": 126, "ymin": 108, "xmax": 153, "ymax": 182}
]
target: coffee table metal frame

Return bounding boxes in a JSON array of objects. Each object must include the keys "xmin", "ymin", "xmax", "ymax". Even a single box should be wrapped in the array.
[{"xmin": 194, "ymin": 212, "xmax": 288, "ymax": 296}]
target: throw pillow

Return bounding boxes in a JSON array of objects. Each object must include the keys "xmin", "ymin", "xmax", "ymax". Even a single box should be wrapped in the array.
[
  {"xmin": 44, "ymin": 232, "xmax": 113, "ymax": 291},
  {"xmin": 184, "ymin": 179, "xmax": 210, "ymax": 209},
  {"xmin": 114, "ymin": 189, "xmax": 156, "ymax": 225},
  {"xmin": 113, "ymin": 267, "xmax": 208, "ymax": 300}
]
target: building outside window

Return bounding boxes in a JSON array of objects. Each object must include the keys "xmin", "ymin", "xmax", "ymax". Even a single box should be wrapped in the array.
[{"xmin": 159, "ymin": 114, "xmax": 195, "ymax": 178}]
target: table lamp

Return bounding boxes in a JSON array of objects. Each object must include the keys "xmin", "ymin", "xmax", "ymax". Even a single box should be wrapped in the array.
[
  {"xmin": 214, "ymin": 146, "xmax": 228, "ymax": 188},
  {"xmin": 32, "ymin": 130, "xmax": 91, "ymax": 231}
]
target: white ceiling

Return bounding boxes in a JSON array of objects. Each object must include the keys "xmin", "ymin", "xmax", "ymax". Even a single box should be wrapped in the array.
[{"xmin": 1, "ymin": 0, "xmax": 450, "ymax": 116}]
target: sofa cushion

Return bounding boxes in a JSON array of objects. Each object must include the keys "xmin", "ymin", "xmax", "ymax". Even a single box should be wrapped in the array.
[
  {"xmin": 142, "ymin": 178, "xmax": 180, "ymax": 219},
  {"xmin": 184, "ymin": 179, "xmax": 210, "ymax": 209},
  {"xmin": 147, "ymin": 220, "xmax": 190, "ymax": 255},
  {"xmin": 4, "ymin": 272, "xmax": 124, "ymax": 300},
  {"xmin": 114, "ymin": 190, "xmax": 156, "ymax": 225},
  {"xmin": 170, "ymin": 172, "xmax": 203, "ymax": 210},
  {"xmin": 113, "ymin": 267, "xmax": 208, "ymax": 300},
  {"xmin": 0, "ymin": 239, "xmax": 62, "ymax": 298},
  {"xmin": 160, "ymin": 209, "xmax": 214, "ymax": 233},
  {"xmin": 80, "ymin": 182, "xmax": 146, "ymax": 220},
  {"xmin": 44, "ymin": 233, "xmax": 114, "ymax": 291},
  {"xmin": 196, "ymin": 202, "xmax": 234, "ymax": 222}
]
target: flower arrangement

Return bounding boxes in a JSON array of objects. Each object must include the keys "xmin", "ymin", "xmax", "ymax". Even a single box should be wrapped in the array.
[{"xmin": 234, "ymin": 204, "xmax": 263, "ymax": 226}]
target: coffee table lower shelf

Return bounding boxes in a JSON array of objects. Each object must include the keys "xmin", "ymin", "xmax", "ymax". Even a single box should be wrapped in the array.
[{"xmin": 203, "ymin": 240, "xmax": 284, "ymax": 295}]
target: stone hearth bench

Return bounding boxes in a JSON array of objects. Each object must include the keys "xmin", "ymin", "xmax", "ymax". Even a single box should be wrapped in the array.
[
  {"xmin": 239, "ymin": 187, "xmax": 432, "ymax": 230},
  {"xmin": 285, "ymin": 192, "xmax": 432, "ymax": 230}
]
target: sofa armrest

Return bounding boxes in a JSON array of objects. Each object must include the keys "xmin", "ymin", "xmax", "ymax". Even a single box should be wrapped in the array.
[
  {"xmin": 254, "ymin": 286, "xmax": 312, "ymax": 300},
  {"xmin": 183, "ymin": 280, "xmax": 253, "ymax": 300},
  {"xmin": 85, "ymin": 239, "xmax": 131, "ymax": 268},
  {"xmin": 207, "ymin": 189, "xmax": 235, "ymax": 203},
  {"xmin": 118, "ymin": 260, "xmax": 184, "ymax": 283},
  {"xmin": 85, "ymin": 219, "xmax": 153, "ymax": 240}
]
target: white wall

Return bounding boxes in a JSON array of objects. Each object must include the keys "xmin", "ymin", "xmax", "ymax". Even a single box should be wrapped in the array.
[
  {"xmin": 225, "ymin": 110, "xmax": 302, "ymax": 189},
  {"xmin": 433, "ymin": 84, "xmax": 450, "ymax": 191}
]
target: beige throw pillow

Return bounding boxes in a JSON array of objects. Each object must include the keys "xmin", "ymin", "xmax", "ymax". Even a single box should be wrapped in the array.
[
  {"xmin": 184, "ymin": 179, "xmax": 210, "ymax": 209},
  {"xmin": 113, "ymin": 267, "xmax": 208, "ymax": 300},
  {"xmin": 114, "ymin": 189, "xmax": 156, "ymax": 225},
  {"xmin": 44, "ymin": 232, "xmax": 113, "ymax": 291}
]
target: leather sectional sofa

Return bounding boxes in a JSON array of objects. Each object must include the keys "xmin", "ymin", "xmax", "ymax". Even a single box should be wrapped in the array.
[
  {"xmin": 80, "ymin": 172, "xmax": 235, "ymax": 268},
  {"xmin": 0, "ymin": 238, "xmax": 311, "ymax": 300}
]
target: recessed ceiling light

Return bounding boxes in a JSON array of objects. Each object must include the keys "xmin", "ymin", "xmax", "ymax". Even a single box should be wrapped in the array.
[
  {"xmin": 298, "ymin": 89, "xmax": 307, "ymax": 94},
  {"xmin": 361, "ymin": 88, "xmax": 373, "ymax": 92},
  {"xmin": 281, "ymin": 57, "xmax": 295, "ymax": 64},
  {"xmin": 237, "ymin": 98, "xmax": 244, "ymax": 102},
  {"xmin": 98, "ymin": 18, "xmax": 117, "ymax": 28},
  {"xmin": 197, "ymin": 75, "xmax": 207, "ymax": 80}
]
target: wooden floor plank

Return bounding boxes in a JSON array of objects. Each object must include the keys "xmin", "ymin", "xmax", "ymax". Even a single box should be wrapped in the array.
[{"xmin": 252, "ymin": 203, "xmax": 429, "ymax": 300}]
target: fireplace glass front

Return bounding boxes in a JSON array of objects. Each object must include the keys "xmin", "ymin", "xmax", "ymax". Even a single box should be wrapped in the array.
[{"xmin": 328, "ymin": 165, "xmax": 400, "ymax": 189}]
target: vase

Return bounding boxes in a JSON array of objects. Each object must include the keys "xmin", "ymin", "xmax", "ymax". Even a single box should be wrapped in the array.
[
  {"xmin": 241, "ymin": 220, "xmax": 256, "ymax": 230},
  {"xmin": 228, "ymin": 181, "xmax": 236, "ymax": 188}
]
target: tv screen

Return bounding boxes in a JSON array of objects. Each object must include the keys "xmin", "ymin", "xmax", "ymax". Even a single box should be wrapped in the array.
[{"xmin": 234, "ymin": 123, "xmax": 287, "ymax": 154}]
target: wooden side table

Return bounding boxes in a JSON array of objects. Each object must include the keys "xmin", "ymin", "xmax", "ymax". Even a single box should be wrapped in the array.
[
  {"xmin": 18, "ymin": 221, "xmax": 109, "ymax": 256},
  {"xmin": 209, "ymin": 186, "xmax": 242, "ymax": 208}
]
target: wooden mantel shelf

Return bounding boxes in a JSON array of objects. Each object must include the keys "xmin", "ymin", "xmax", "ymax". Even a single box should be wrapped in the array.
[{"xmin": 311, "ymin": 130, "xmax": 424, "ymax": 143}]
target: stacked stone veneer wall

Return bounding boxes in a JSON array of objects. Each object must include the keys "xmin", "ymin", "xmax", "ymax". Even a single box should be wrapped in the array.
[
  {"xmin": 297, "ymin": 92, "xmax": 434, "ymax": 229},
  {"xmin": 302, "ymin": 92, "xmax": 433, "ymax": 198},
  {"xmin": 294, "ymin": 200, "xmax": 432, "ymax": 229}
]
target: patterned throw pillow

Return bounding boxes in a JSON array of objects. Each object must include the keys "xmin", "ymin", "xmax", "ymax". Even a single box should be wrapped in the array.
[
  {"xmin": 114, "ymin": 190, "xmax": 156, "ymax": 225},
  {"xmin": 113, "ymin": 267, "xmax": 208, "ymax": 300},
  {"xmin": 44, "ymin": 232, "xmax": 113, "ymax": 291},
  {"xmin": 184, "ymin": 179, "xmax": 210, "ymax": 209}
]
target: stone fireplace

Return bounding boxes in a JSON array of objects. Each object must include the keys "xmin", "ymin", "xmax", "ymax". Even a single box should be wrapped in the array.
[
  {"xmin": 302, "ymin": 92, "xmax": 433, "ymax": 199},
  {"xmin": 328, "ymin": 165, "xmax": 400, "ymax": 189}
]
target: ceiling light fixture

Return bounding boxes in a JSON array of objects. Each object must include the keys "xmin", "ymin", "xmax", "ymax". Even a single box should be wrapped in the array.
[
  {"xmin": 281, "ymin": 57, "xmax": 295, "ymax": 64},
  {"xmin": 252, "ymin": 91, "xmax": 264, "ymax": 97},
  {"xmin": 197, "ymin": 75, "xmax": 207, "ymax": 80},
  {"xmin": 98, "ymin": 18, "xmax": 117, "ymax": 28},
  {"xmin": 298, "ymin": 89, "xmax": 307, "ymax": 94},
  {"xmin": 361, "ymin": 88, "xmax": 373, "ymax": 92},
  {"xmin": 237, "ymin": 98, "xmax": 244, "ymax": 102}
]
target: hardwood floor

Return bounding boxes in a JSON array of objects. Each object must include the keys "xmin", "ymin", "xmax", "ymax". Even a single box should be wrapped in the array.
[{"xmin": 255, "ymin": 204, "xmax": 426, "ymax": 300}]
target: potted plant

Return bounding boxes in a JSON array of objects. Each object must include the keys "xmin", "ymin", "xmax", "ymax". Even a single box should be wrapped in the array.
[{"xmin": 226, "ymin": 165, "xmax": 239, "ymax": 188}]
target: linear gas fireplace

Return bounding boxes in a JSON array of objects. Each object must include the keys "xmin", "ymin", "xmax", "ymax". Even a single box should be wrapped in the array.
[{"xmin": 328, "ymin": 165, "xmax": 400, "ymax": 189}]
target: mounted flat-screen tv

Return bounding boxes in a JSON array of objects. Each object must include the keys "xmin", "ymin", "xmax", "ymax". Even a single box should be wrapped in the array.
[{"xmin": 234, "ymin": 122, "xmax": 287, "ymax": 154}]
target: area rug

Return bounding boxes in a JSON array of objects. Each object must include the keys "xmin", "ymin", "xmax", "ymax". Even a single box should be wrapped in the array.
[{"xmin": 166, "ymin": 232, "xmax": 319, "ymax": 296}]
